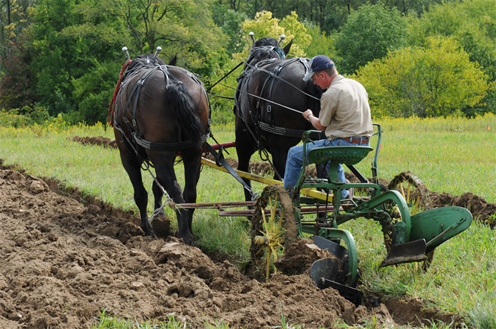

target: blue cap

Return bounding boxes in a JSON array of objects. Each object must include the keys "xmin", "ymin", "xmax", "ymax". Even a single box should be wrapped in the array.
[{"xmin": 303, "ymin": 55, "xmax": 334, "ymax": 81}]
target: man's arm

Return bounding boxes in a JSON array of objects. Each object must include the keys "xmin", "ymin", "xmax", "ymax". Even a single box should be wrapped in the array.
[{"xmin": 303, "ymin": 109, "xmax": 326, "ymax": 131}]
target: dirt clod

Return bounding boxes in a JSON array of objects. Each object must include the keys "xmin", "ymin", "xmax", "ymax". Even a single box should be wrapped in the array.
[
  {"xmin": 0, "ymin": 136, "xmax": 484, "ymax": 328},
  {"xmin": 0, "ymin": 162, "xmax": 467, "ymax": 328}
]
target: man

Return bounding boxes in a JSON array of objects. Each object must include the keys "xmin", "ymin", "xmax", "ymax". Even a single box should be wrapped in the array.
[{"xmin": 283, "ymin": 55, "xmax": 373, "ymax": 199}]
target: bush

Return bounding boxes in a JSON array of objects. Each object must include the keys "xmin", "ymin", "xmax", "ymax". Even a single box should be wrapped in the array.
[
  {"xmin": 353, "ymin": 36, "xmax": 491, "ymax": 117},
  {"xmin": 334, "ymin": 4, "xmax": 408, "ymax": 74}
]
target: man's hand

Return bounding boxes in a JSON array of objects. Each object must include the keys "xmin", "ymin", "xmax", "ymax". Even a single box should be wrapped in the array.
[
  {"xmin": 303, "ymin": 109, "xmax": 313, "ymax": 122},
  {"xmin": 303, "ymin": 109, "xmax": 326, "ymax": 132}
]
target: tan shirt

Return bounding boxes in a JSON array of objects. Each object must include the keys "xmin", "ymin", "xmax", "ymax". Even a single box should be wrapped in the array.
[{"xmin": 319, "ymin": 75, "xmax": 373, "ymax": 140}]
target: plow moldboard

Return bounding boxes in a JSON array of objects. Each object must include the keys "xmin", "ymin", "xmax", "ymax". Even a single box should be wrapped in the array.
[{"xmin": 409, "ymin": 206, "xmax": 473, "ymax": 253}]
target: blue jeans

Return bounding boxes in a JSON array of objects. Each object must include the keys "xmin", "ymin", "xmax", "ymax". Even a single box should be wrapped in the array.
[{"xmin": 283, "ymin": 138, "xmax": 369, "ymax": 198}]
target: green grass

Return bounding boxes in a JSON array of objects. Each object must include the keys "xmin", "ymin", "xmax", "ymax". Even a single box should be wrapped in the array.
[
  {"xmin": 1, "ymin": 115, "xmax": 496, "ymax": 328},
  {"xmin": 93, "ymin": 309, "xmax": 187, "ymax": 328}
]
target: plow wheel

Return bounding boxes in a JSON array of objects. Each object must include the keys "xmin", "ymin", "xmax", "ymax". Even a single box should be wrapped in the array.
[
  {"xmin": 250, "ymin": 185, "xmax": 298, "ymax": 281},
  {"xmin": 387, "ymin": 171, "xmax": 432, "ymax": 213},
  {"xmin": 384, "ymin": 171, "xmax": 434, "ymax": 269}
]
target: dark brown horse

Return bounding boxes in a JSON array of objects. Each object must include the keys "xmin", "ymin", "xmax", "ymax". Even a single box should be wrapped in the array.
[
  {"xmin": 111, "ymin": 54, "xmax": 209, "ymax": 245},
  {"xmin": 235, "ymin": 37, "xmax": 323, "ymax": 201}
]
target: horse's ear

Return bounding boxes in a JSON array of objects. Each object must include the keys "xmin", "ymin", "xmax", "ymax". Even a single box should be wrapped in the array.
[
  {"xmin": 169, "ymin": 54, "xmax": 177, "ymax": 66},
  {"xmin": 282, "ymin": 39, "xmax": 293, "ymax": 55}
]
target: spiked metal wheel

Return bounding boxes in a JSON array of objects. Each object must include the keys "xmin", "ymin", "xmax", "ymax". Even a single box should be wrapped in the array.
[
  {"xmin": 388, "ymin": 171, "xmax": 432, "ymax": 213},
  {"xmin": 385, "ymin": 171, "xmax": 435, "ymax": 269},
  {"xmin": 250, "ymin": 185, "xmax": 297, "ymax": 281}
]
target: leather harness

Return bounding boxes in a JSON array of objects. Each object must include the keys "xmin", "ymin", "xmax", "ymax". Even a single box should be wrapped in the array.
[{"xmin": 113, "ymin": 58, "xmax": 210, "ymax": 156}]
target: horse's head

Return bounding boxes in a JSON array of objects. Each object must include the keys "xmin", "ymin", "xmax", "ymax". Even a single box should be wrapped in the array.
[{"xmin": 245, "ymin": 36, "xmax": 293, "ymax": 67}]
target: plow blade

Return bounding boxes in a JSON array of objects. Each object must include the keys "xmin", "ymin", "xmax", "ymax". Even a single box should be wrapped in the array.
[
  {"xmin": 379, "ymin": 239, "xmax": 427, "ymax": 268},
  {"xmin": 313, "ymin": 236, "xmax": 348, "ymax": 260},
  {"xmin": 380, "ymin": 206, "xmax": 472, "ymax": 268},
  {"xmin": 310, "ymin": 236, "xmax": 363, "ymax": 305},
  {"xmin": 409, "ymin": 206, "xmax": 473, "ymax": 253},
  {"xmin": 310, "ymin": 258, "xmax": 363, "ymax": 306}
]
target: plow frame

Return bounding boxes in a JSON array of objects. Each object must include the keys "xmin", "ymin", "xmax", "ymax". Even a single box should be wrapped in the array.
[
  {"xmin": 178, "ymin": 122, "xmax": 472, "ymax": 293},
  {"xmin": 291, "ymin": 124, "xmax": 472, "ymax": 287}
]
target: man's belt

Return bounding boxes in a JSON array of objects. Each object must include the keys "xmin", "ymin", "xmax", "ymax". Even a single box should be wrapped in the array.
[{"xmin": 341, "ymin": 137, "xmax": 370, "ymax": 145}]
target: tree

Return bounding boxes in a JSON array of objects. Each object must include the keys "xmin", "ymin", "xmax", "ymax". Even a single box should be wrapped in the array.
[
  {"xmin": 353, "ymin": 36, "xmax": 491, "ymax": 118},
  {"xmin": 407, "ymin": 0, "xmax": 496, "ymax": 80},
  {"xmin": 334, "ymin": 3, "xmax": 408, "ymax": 74},
  {"xmin": 104, "ymin": 0, "xmax": 226, "ymax": 75},
  {"xmin": 210, "ymin": 3, "xmax": 248, "ymax": 56},
  {"xmin": 304, "ymin": 24, "xmax": 337, "ymax": 59},
  {"xmin": 0, "ymin": 0, "xmax": 37, "ymax": 110},
  {"xmin": 26, "ymin": 0, "xmax": 228, "ymax": 123},
  {"xmin": 406, "ymin": 0, "xmax": 496, "ymax": 116},
  {"xmin": 29, "ymin": 0, "xmax": 94, "ymax": 116},
  {"xmin": 237, "ymin": 11, "xmax": 311, "ymax": 60}
]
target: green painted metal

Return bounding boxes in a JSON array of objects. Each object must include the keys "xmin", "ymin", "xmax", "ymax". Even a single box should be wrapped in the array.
[
  {"xmin": 317, "ymin": 228, "xmax": 358, "ymax": 286},
  {"xmin": 409, "ymin": 206, "xmax": 473, "ymax": 253},
  {"xmin": 292, "ymin": 123, "xmax": 472, "ymax": 288},
  {"xmin": 308, "ymin": 146, "xmax": 373, "ymax": 182},
  {"xmin": 351, "ymin": 189, "xmax": 412, "ymax": 243}
]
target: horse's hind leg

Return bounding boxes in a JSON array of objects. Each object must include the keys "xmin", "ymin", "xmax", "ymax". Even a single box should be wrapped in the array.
[
  {"xmin": 119, "ymin": 152, "xmax": 155, "ymax": 237},
  {"xmin": 181, "ymin": 149, "xmax": 202, "ymax": 240},
  {"xmin": 152, "ymin": 180, "xmax": 167, "ymax": 217},
  {"xmin": 235, "ymin": 123, "xmax": 257, "ymax": 201},
  {"xmin": 150, "ymin": 154, "xmax": 194, "ymax": 244}
]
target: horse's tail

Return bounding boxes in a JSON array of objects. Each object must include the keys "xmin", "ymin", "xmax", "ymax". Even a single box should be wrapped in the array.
[{"xmin": 166, "ymin": 82, "xmax": 202, "ymax": 142}]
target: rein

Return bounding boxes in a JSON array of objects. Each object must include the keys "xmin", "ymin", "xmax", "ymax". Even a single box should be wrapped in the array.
[
  {"xmin": 206, "ymin": 61, "xmax": 244, "ymax": 94},
  {"xmin": 242, "ymin": 58, "xmax": 320, "ymax": 101},
  {"xmin": 206, "ymin": 57, "xmax": 320, "ymax": 114}
]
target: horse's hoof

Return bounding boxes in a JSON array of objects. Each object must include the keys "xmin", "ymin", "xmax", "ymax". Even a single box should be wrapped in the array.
[
  {"xmin": 144, "ymin": 230, "xmax": 157, "ymax": 239},
  {"xmin": 142, "ymin": 225, "xmax": 157, "ymax": 239},
  {"xmin": 182, "ymin": 235, "xmax": 195, "ymax": 246}
]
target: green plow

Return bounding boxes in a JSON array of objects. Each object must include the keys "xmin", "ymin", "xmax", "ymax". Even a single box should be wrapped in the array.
[
  {"xmin": 290, "ymin": 124, "xmax": 472, "ymax": 304},
  {"xmin": 380, "ymin": 206, "xmax": 472, "ymax": 267}
]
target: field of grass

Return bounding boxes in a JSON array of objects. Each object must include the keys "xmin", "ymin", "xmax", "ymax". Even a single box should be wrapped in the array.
[{"xmin": 1, "ymin": 115, "xmax": 496, "ymax": 328}]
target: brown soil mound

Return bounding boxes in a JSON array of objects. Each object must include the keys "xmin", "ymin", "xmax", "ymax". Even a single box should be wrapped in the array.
[
  {"xmin": 67, "ymin": 136, "xmax": 117, "ymax": 148},
  {"xmin": 430, "ymin": 192, "xmax": 496, "ymax": 228},
  {"xmin": 0, "ymin": 161, "xmax": 465, "ymax": 328}
]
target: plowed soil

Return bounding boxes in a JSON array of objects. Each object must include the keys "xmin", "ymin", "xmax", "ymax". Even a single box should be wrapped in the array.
[{"xmin": 0, "ymin": 136, "xmax": 492, "ymax": 328}]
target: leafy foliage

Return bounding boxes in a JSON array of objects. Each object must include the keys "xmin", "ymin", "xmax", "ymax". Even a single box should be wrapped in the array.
[
  {"xmin": 0, "ymin": 0, "xmax": 37, "ymax": 109},
  {"xmin": 210, "ymin": 4, "xmax": 248, "ymax": 56},
  {"xmin": 334, "ymin": 3, "xmax": 408, "ymax": 74},
  {"xmin": 102, "ymin": 0, "xmax": 227, "ymax": 74},
  {"xmin": 406, "ymin": 0, "xmax": 496, "ymax": 116},
  {"xmin": 30, "ymin": 0, "xmax": 87, "ymax": 115},
  {"xmin": 408, "ymin": 0, "xmax": 496, "ymax": 80},
  {"xmin": 72, "ymin": 59, "xmax": 123, "ymax": 124},
  {"xmin": 304, "ymin": 24, "xmax": 337, "ymax": 59},
  {"xmin": 354, "ymin": 36, "xmax": 491, "ymax": 118},
  {"xmin": 0, "ymin": 105, "xmax": 57, "ymax": 128},
  {"xmin": 0, "ymin": 0, "xmax": 495, "ymax": 122},
  {"xmin": 237, "ymin": 11, "xmax": 311, "ymax": 59}
]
